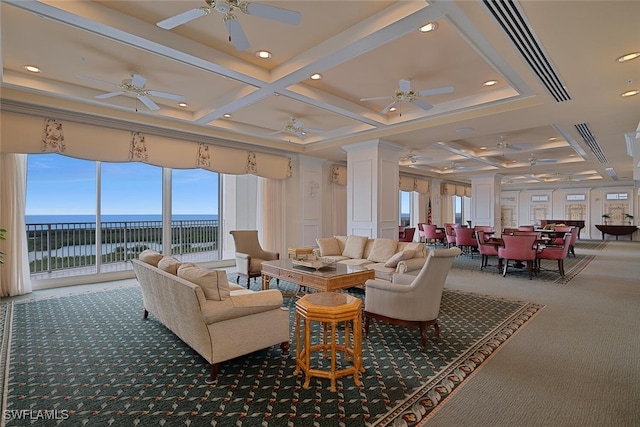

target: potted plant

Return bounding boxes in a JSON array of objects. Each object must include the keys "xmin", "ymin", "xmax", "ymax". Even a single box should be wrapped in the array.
[
  {"xmin": 601, "ymin": 214, "xmax": 610, "ymax": 225},
  {"xmin": 625, "ymin": 214, "xmax": 634, "ymax": 225},
  {"xmin": 0, "ymin": 228, "xmax": 5, "ymax": 264}
]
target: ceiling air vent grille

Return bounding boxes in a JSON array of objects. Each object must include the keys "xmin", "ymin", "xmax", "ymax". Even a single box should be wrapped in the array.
[
  {"xmin": 574, "ymin": 123, "xmax": 608, "ymax": 163},
  {"xmin": 482, "ymin": 0, "xmax": 571, "ymax": 102}
]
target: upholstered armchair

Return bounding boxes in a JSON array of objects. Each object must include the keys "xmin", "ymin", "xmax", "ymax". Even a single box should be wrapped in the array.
[
  {"xmin": 423, "ymin": 224, "xmax": 446, "ymax": 247},
  {"xmin": 229, "ymin": 230, "xmax": 279, "ymax": 288},
  {"xmin": 363, "ymin": 247, "xmax": 462, "ymax": 350},
  {"xmin": 536, "ymin": 233, "xmax": 571, "ymax": 276},
  {"xmin": 444, "ymin": 224, "xmax": 457, "ymax": 248},
  {"xmin": 476, "ymin": 230, "xmax": 498, "ymax": 270},
  {"xmin": 498, "ymin": 234, "xmax": 538, "ymax": 279},
  {"xmin": 399, "ymin": 227, "xmax": 416, "ymax": 242},
  {"xmin": 454, "ymin": 227, "xmax": 478, "ymax": 257}
]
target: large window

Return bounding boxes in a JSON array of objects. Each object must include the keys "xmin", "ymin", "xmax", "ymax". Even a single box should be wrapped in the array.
[
  {"xmin": 400, "ymin": 191, "xmax": 411, "ymax": 226},
  {"xmin": 25, "ymin": 154, "xmax": 221, "ymax": 279}
]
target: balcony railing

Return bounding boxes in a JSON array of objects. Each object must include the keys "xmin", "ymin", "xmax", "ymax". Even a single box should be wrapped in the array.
[{"xmin": 27, "ymin": 219, "xmax": 219, "ymax": 275}]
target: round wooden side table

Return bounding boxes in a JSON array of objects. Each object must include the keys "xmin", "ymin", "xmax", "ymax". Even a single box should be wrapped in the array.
[{"xmin": 293, "ymin": 292, "xmax": 363, "ymax": 392}]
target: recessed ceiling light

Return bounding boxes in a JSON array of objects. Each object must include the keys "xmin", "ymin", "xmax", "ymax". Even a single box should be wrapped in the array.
[
  {"xmin": 418, "ymin": 22, "xmax": 438, "ymax": 33},
  {"xmin": 23, "ymin": 65, "xmax": 41, "ymax": 73},
  {"xmin": 310, "ymin": 73, "xmax": 322, "ymax": 80},
  {"xmin": 256, "ymin": 50, "xmax": 271, "ymax": 59},
  {"xmin": 483, "ymin": 80, "xmax": 498, "ymax": 86},
  {"xmin": 621, "ymin": 90, "xmax": 639, "ymax": 97},
  {"xmin": 480, "ymin": 146, "xmax": 487, "ymax": 150},
  {"xmin": 511, "ymin": 160, "xmax": 517, "ymax": 163},
  {"xmin": 389, "ymin": 107, "xmax": 397, "ymax": 112},
  {"xmin": 178, "ymin": 102, "xmax": 188, "ymax": 108},
  {"xmin": 616, "ymin": 52, "xmax": 640, "ymax": 63},
  {"xmin": 223, "ymin": 113, "xmax": 232, "ymax": 118}
]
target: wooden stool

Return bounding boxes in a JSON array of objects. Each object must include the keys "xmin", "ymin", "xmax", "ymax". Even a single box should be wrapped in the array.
[{"xmin": 294, "ymin": 292, "xmax": 363, "ymax": 392}]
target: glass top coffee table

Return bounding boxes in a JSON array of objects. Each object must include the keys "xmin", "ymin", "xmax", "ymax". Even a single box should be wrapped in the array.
[{"xmin": 261, "ymin": 259, "xmax": 375, "ymax": 293}]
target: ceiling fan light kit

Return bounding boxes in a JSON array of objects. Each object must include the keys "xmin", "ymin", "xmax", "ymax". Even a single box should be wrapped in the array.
[
  {"xmin": 92, "ymin": 73, "xmax": 185, "ymax": 111},
  {"xmin": 361, "ymin": 79, "xmax": 453, "ymax": 114}
]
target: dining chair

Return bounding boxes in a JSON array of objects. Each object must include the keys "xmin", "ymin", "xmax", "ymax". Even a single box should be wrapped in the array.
[
  {"xmin": 498, "ymin": 234, "xmax": 538, "ymax": 279},
  {"xmin": 417, "ymin": 223, "xmax": 427, "ymax": 243},
  {"xmin": 568, "ymin": 226, "xmax": 579, "ymax": 257},
  {"xmin": 454, "ymin": 227, "xmax": 478, "ymax": 257},
  {"xmin": 536, "ymin": 233, "xmax": 571, "ymax": 276},
  {"xmin": 476, "ymin": 230, "xmax": 499, "ymax": 270},
  {"xmin": 444, "ymin": 224, "xmax": 457, "ymax": 248},
  {"xmin": 399, "ymin": 227, "xmax": 416, "ymax": 242},
  {"xmin": 424, "ymin": 224, "xmax": 446, "ymax": 247},
  {"xmin": 517, "ymin": 225, "xmax": 535, "ymax": 231},
  {"xmin": 551, "ymin": 226, "xmax": 572, "ymax": 245}
]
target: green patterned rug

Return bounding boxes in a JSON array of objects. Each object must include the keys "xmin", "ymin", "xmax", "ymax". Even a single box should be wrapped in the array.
[
  {"xmin": 1, "ymin": 281, "xmax": 542, "ymax": 426},
  {"xmin": 436, "ymin": 240, "xmax": 604, "ymax": 284}
]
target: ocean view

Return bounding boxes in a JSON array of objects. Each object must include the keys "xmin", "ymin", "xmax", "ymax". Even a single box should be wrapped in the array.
[{"xmin": 25, "ymin": 214, "xmax": 218, "ymax": 224}]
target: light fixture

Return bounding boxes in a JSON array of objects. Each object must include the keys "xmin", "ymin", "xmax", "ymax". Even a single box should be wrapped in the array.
[
  {"xmin": 256, "ymin": 50, "xmax": 271, "ymax": 59},
  {"xmin": 616, "ymin": 52, "xmax": 640, "ymax": 63},
  {"xmin": 483, "ymin": 80, "xmax": 498, "ymax": 86},
  {"xmin": 23, "ymin": 65, "xmax": 41, "ymax": 73},
  {"xmin": 310, "ymin": 73, "xmax": 322, "ymax": 80},
  {"xmin": 223, "ymin": 113, "xmax": 232, "ymax": 118},
  {"xmin": 480, "ymin": 146, "xmax": 487, "ymax": 150},
  {"xmin": 621, "ymin": 90, "xmax": 639, "ymax": 97},
  {"xmin": 389, "ymin": 107, "xmax": 397, "ymax": 112},
  {"xmin": 418, "ymin": 22, "xmax": 437, "ymax": 33},
  {"xmin": 178, "ymin": 102, "xmax": 188, "ymax": 108},
  {"xmin": 455, "ymin": 127, "xmax": 474, "ymax": 133}
]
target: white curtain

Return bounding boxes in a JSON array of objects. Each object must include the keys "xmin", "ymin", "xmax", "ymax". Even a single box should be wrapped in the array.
[
  {"xmin": 258, "ymin": 177, "xmax": 287, "ymax": 257},
  {"xmin": 0, "ymin": 153, "xmax": 32, "ymax": 297}
]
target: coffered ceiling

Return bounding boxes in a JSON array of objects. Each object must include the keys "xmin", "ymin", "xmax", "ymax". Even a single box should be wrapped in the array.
[{"xmin": 1, "ymin": 0, "xmax": 639, "ymax": 187}]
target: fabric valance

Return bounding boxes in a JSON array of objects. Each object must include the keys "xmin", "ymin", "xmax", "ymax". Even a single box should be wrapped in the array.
[
  {"xmin": 399, "ymin": 176, "xmax": 430, "ymax": 194},
  {"xmin": 1, "ymin": 112, "xmax": 292, "ymax": 179},
  {"xmin": 442, "ymin": 182, "xmax": 471, "ymax": 197},
  {"xmin": 330, "ymin": 165, "xmax": 347, "ymax": 185}
]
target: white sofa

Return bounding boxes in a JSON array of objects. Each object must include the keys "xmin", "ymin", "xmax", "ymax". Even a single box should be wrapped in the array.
[
  {"xmin": 132, "ymin": 250, "xmax": 290, "ymax": 384},
  {"xmin": 315, "ymin": 235, "xmax": 428, "ymax": 281}
]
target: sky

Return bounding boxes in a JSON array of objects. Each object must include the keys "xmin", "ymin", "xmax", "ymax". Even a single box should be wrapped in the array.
[{"xmin": 26, "ymin": 154, "xmax": 219, "ymax": 215}]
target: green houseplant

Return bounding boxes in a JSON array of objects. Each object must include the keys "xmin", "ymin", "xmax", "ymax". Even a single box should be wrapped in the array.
[
  {"xmin": 625, "ymin": 214, "xmax": 634, "ymax": 225},
  {"xmin": 601, "ymin": 214, "xmax": 610, "ymax": 225}
]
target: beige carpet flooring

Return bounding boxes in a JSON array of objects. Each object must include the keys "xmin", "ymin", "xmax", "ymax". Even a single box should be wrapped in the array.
[{"xmin": 424, "ymin": 241, "xmax": 640, "ymax": 427}]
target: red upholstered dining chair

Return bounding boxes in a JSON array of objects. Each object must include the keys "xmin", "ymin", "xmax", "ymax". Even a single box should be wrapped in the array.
[
  {"xmin": 476, "ymin": 230, "xmax": 499, "ymax": 270},
  {"xmin": 568, "ymin": 226, "xmax": 579, "ymax": 257},
  {"xmin": 536, "ymin": 233, "xmax": 571, "ymax": 276},
  {"xmin": 444, "ymin": 224, "xmax": 457, "ymax": 248},
  {"xmin": 550, "ymin": 226, "xmax": 571, "ymax": 245},
  {"xmin": 498, "ymin": 234, "xmax": 538, "ymax": 279},
  {"xmin": 518, "ymin": 225, "xmax": 535, "ymax": 231},
  {"xmin": 424, "ymin": 224, "xmax": 446, "ymax": 247},
  {"xmin": 454, "ymin": 227, "xmax": 478, "ymax": 257},
  {"xmin": 399, "ymin": 227, "xmax": 416, "ymax": 242}
]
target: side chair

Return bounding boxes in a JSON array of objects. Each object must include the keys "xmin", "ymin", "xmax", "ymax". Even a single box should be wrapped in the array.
[
  {"xmin": 454, "ymin": 227, "xmax": 478, "ymax": 257},
  {"xmin": 536, "ymin": 233, "xmax": 571, "ymax": 276},
  {"xmin": 423, "ymin": 224, "xmax": 446, "ymax": 247},
  {"xmin": 229, "ymin": 230, "xmax": 279, "ymax": 288},
  {"xmin": 476, "ymin": 230, "xmax": 498, "ymax": 270},
  {"xmin": 363, "ymin": 247, "xmax": 462, "ymax": 350},
  {"xmin": 498, "ymin": 234, "xmax": 538, "ymax": 279}
]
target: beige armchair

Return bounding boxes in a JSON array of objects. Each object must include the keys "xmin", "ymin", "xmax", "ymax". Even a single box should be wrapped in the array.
[
  {"xmin": 229, "ymin": 230, "xmax": 279, "ymax": 288},
  {"xmin": 363, "ymin": 247, "xmax": 461, "ymax": 350}
]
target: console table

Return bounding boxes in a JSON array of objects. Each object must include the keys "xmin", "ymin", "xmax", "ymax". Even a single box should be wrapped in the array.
[{"xmin": 595, "ymin": 225, "xmax": 638, "ymax": 240}]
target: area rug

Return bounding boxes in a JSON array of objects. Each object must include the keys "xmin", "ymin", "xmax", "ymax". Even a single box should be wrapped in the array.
[
  {"xmin": 440, "ymin": 240, "xmax": 603, "ymax": 285},
  {"xmin": 1, "ymin": 283, "xmax": 542, "ymax": 426}
]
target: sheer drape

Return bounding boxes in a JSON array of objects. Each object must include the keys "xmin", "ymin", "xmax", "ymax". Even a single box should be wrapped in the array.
[
  {"xmin": 258, "ymin": 177, "xmax": 287, "ymax": 257},
  {"xmin": 0, "ymin": 153, "xmax": 32, "ymax": 297}
]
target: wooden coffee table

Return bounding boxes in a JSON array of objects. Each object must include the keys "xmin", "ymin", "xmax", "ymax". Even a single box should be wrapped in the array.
[{"xmin": 261, "ymin": 259, "xmax": 374, "ymax": 293}]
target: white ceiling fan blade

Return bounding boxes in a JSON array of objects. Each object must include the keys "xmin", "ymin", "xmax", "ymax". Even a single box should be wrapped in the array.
[
  {"xmin": 417, "ymin": 86, "xmax": 454, "ymax": 97},
  {"xmin": 157, "ymin": 8, "xmax": 208, "ymax": 30},
  {"xmin": 410, "ymin": 99, "xmax": 433, "ymax": 111},
  {"xmin": 399, "ymin": 79, "xmax": 411, "ymax": 92},
  {"xmin": 293, "ymin": 120, "xmax": 304, "ymax": 128},
  {"xmin": 130, "ymin": 74, "xmax": 146, "ymax": 88},
  {"xmin": 360, "ymin": 95, "xmax": 393, "ymax": 102},
  {"xmin": 148, "ymin": 90, "xmax": 185, "ymax": 101},
  {"xmin": 304, "ymin": 128, "xmax": 326, "ymax": 134},
  {"xmin": 380, "ymin": 101, "xmax": 398, "ymax": 114},
  {"xmin": 95, "ymin": 91, "xmax": 123, "ymax": 99},
  {"xmin": 268, "ymin": 129, "xmax": 285, "ymax": 136},
  {"xmin": 246, "ymin": 3, "xmax": 301, "ymax": 25},
  {"xmin": 138, "ymin": 95, "xmax": 160, "ymax": 111},
  {"xmin": 537, "ymin": 159, "xmax": 557, "ymax": 163},
  {"xmin": 295, "ymin": 130, "xmax": 306, "ymax": 140},
  {"xmin": 224, "ymin": 16, "xmax": 250, "ymax": 51}
]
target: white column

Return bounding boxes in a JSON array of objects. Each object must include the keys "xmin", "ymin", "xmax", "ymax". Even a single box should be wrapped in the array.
[
  {"xmin": 430, "ymin": 178, "xmax": 444, "ymax": 226},
  {"xmin": 342, "ymin": 140, "xmax": 404, "ymax": 239},
  {"xmin": 222, "ymin": 174, "xmax": 259, "ymax": 260},
  {"xmin": 471, "ymin": 174, "xmax": 502, "ymax": 233}
]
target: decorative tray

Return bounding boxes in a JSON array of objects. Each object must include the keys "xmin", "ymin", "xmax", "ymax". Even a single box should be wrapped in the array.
[{"xmin": 291, "ymin": 259, "xmax": 336, "ymax": 270}]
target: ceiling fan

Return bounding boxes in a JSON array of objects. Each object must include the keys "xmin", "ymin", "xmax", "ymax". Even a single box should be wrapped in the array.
[
  {"xmin": 400, "ymin": 150, "xmax": 432, "ymax": 164},
  {"xmin": 528, "ymin": 154, "xmax": 556, "ymax": 166},
  {"xmin": 360, "ymin": 79, "xmax": 453, "ymax": 114},
  {"xmin": 496, "ymin": 135, "xmax": 529, "ymax": 151},
  {"xmin": 157, "ymin": 0, "xmax": 301, "ymax": 51},
  {"xmin": 87, "ymin": 73, "xmax": 185, "ymax": 111},
  {"xmin": 269, "ymin": 117, "xmax": 325, "ymax": 140}
]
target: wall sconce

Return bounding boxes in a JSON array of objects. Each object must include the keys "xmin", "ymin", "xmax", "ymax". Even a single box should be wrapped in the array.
[{"xmin": 309, "ymin": 181, "xmax": 320, "ymax": 197}]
